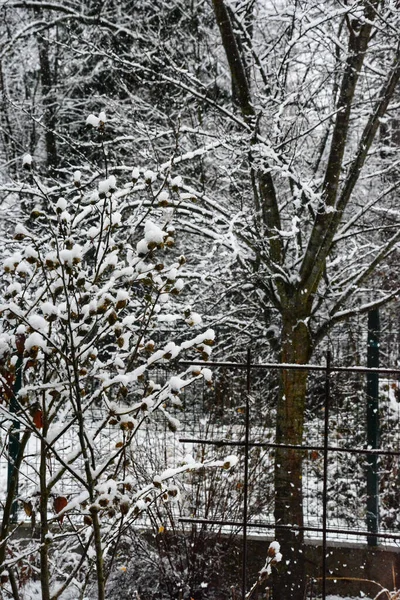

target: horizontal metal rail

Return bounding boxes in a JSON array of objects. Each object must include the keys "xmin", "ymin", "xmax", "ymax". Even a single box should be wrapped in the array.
[
  {"xmin": 178, "ymin": 359, "xmax": 400, "ymax": 375},
  {"xmin": 179, "ymin": 438, "xmax": 400, "ymax": 456},
  {"xmin": 179, "ymin": 517, "xmax": 400, "ymax": 541}
]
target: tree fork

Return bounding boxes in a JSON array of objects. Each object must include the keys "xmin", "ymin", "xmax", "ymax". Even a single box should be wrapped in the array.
[
  {"xmin": 299, "ymin": 1, "xmax": 380, "ymax": 290},
  {"xmin": 212, "ymin": 0, "xmax": 283, "ymax": 273}
]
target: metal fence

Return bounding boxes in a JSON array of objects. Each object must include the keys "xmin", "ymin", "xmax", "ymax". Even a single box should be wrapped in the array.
[
  {"xmin": 1, "ymin": 351, "xmax": 400, "ymax": 599},
  {"xmin": 176, "ymin": 352, "xmax": 400, "ymax": 600}
]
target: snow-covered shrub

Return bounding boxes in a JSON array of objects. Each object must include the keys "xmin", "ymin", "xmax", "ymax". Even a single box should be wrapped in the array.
[
  {"xmin": 0, "ymin": 116, "xmax": 236, "ymax": 600},
  {"xmin": 244, "ymin": 541, "xmax": 282, "ymax": 600},
  {"xmin": 106, "ymin": 417, "xmax": 245, "ymax": 599}
]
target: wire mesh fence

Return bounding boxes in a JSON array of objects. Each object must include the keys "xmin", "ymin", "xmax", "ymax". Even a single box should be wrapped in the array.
[
  {"xmin": 177, "ymin": 354, "xmax": 400, "ymax": 600},
  {"xmin": 1, "ymin": 352, "xmax": 400, "ymax": 599}
]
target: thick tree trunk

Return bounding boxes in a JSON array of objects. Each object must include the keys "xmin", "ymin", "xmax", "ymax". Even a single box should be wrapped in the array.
[
  {"xmin": 273, "ymin": 306, "xmax": 312, "ymax": 600},
  {"xmin": 36, "ymin": 28, "xmax": 58, "ymax": 171}
]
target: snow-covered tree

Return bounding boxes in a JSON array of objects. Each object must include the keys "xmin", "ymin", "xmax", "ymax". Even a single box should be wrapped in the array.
[
  {"xmin": 199, "ymin": 1, "xmax": 400, "ymax": 596},
  {"xmin": 2, "ymin": 2, "xmax": 400, "ymax": 598},
  {"xmin": 0, "ymin": 114, "xmax": 236, "ymax": 600}
]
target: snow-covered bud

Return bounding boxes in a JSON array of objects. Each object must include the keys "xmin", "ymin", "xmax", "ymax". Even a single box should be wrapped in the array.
[
  {"xmin": 198, "ymin": 344, "xmax": 212, "ymax": 361},
  {"xmin": 146, "ymin": 380, "xmax": 157, "ymax": 395},
  {"xmin": 14, "ymin": 223, "xmax": 29, "ymax": 241},
  {"xmin": 190, "ymin": 365, "xmax": 202, "ymax": 377},
  {"xmin": 136, "ymin": 239, "xmax": 149, "ymax": 257},
  {"xmin": 170, "ymin": 175, "xmax": 182, "ymax": 191},
  {"xmin": 22, "ymin": 153, "xmax": 33, "ymax": 170},
  {"xmin": 186, "ymin": 312, "xmax": 202, "ymax": 327},
  {"xmin": 25, "ymin": 332, "xmax": 46, "ymax": 357},
  {"xmin": 167, "ymin": 485, "xmax": 179, "ymax": 498},
  {"xmin": 119, "ymin": 498, "xmax": 129, "ymax": 515},
  {"xmin": 223, "ymin": 455, "xmax": 239, "ymax": 470},
  {"xmin": 98, "ymin": 180, "xmax": 109, "ymax": 198},
  {"xmin": 112, "ymin": 323, "xmax": 122, "ymax": 339},
  {"xmin": 86, "ymin": 114, "xmax": 100, "ymax": 128},
  {"xmin": 167, "ymin": 418, "xmax": 178, "ymax": 433},
  {"xmin": 98, "ymin": 175, "xmax": 117, "ymax": 198},
  {"xmin": 108, "ymin": 174, "xmax": 117, "ymax": 192},
  {"xmin": 133, "ymin": 501, "xmax": 147, "ymax": 515},
  {"xmin": 144, "ymin": 170, "xmax": 156, "ymax": 185},
  {"xmin": 42, "ymin": 302, "xmax": 58, "ymax": 323},
  {"xmin": 86, "ymin": 111, "xmax": 106, "ymax": 129},
  {"xmin": 202, "ymin": 329, "xmax": 215, "ymax": 346},
  {"xmin": 144, "ymin": 220, "xmax": 165, "ymax": 248},
  {"xmin": 73, "ymin": 170, "xmax": 82, "ymax": 187},
  {"xmin": 56, "ymin": 198, "xmax": 67, "ymax": 214},
  {"xmin": 6, "ymin": 282, "xmax": 21, "ymax": 298},
  {"xmin": 140, "ymin": 397, "xmax": 153, "ymax": 411},
  {"xmin": 180, "ymin": 192, "xmax": 197, "ymax": 203},
  {"xmin": 30, "ymin": 205, "xmax": 43, "ymax": 219},
  {"xmin": 60, "ymin": 210, "xmax": 71, "ymax": 225},
  {"xmin": 3, "ymin": 253, "xmax": 21, "ymax": 273},
  {"xmin": 27, "ymin": 314, "xmax": 48, "ymax": 333},
  {"xmin": 107, "ymin": 310, "xmax": 118, "ymax": 326},
  {"xmin": 201, "ymin": 368, "xmax": 212, "ymax": 384},
  {"xmin": 89, "ymin": 191, "xmax": 99, "ymax": 205},
  {"xmin": 16, "ymin": 261, "xmax": 31, "ymax": 278},
  {"xmin": 131, "ymin": 167, "xmax": 140, "ymax": 183},
  {"xmin": 145, "ymin": 340, "xmax": 155, "ymax": 353},
  {"xmin": 25, "ymin": 246, "xmax": 38, "ymax": 264},
  {"xmin": 267, "ymin": 541, "xmax": 282, "ymax": 564},
  {"xmin": 169, "ymin": 376, "xmax": 185, "ymax": 395},
  {"xmin": 153, "ymin": 476, "xmax": 162, "ymax": 489},
  {"xmin": 98, "ymin": 496, "xmax": 109, "ymax": 508},
  {"xmin": 45, "ymin": 252, "xmax": 59, "ymax": 270},
  {"xmin": 267, "ymin": 541, "xmax": 280, "ymax": 557},
  {"xmin": 171, "ymin": 279, "xmax": 184, "ymax": 295},
  {"xmin": 158, "ymin": 190, "xmax": 169, "ymax": 207},
  {"xmin": 116, "ymin": 290, "xmax": 129, "ymax": 310}
]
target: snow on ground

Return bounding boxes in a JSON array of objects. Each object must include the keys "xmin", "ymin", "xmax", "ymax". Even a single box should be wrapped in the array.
[
  {"xmin": 19, "ymin": 585, "xmax": 376, "ymax": 600},
  {"xmin": 326, "ymin": 597, "xmax": 373, "ymax": 600},
  {"xmin": 19, "ymin": 582, "xmax": 90, "ymax": 600}
]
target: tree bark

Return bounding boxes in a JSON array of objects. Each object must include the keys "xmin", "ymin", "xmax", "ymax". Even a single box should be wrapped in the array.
[
  {"xmin": 212, "ymin": 0, "xmax": 254, "ymax": 118},
  {"xmin": 273, "ymin": 302, "xmax": 313, "ymax": 600},
  {"xmin": 36, "ymin": 23, "xmax": 58, "ymax": 171}
]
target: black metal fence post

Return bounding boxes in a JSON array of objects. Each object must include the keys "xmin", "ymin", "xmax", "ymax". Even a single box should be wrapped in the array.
[
  {"xmin": 242, "ymin": 349, "xmax": 251, "ymax": 600},
  {"xmin": 322, "ymin": 351, "xmax": 331, "ymax": 600},
  {"xmin": 367, "ymin": 309, "xmax": 380, "ymax": 546}
]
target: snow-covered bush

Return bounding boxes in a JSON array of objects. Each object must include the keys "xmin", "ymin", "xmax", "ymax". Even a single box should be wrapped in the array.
[
  {"xmin": 244, "ymin": 541, "xmax": 282, "ymax": 600},
  {"xmin": 0, "ymin": 116, "xmax": 236, "ymax": 600},
  {"xmin": 106, "ymin": 410, "xmax": 250, "ymax": 599}
]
